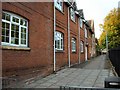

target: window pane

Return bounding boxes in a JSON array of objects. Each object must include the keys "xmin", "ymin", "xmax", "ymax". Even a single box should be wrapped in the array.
[
  {"xmin": 2, "ymin": 12, "xmax": 5, "ymax": 19},
  {"xmin": 21, "ymin": 27, "xmax": 26, "ymax": 34},
  {"xmin": 6, "ymin": 14, "xmax": 10, "ymax": 21},
  {"xmin": 12, "ymin": 17, "xmax": 19, "ymax": 23},
  {"xmin": 15, "ymin": 32, "xmax": 19, "ymax": 38},
  {"xmin": 55, "ymin": 40, "xmax": 57, "ymax": 48},
  {"xmin": 21, "ymin": 33, "xmax": 26, "ymax": 39},
  {"xmin": 11, "ymin": 37, "xmax": 15, "ymax": 44},
  {"xmin": 2, "ymin": 29, "xmax": 5, "ymax": 35},
  {"xmin": 6, "ymin": 23, "xmax": 10, "ymax": 29},
  {"xmin": 61, "ymin": 39, "xmax": 63, "ymax": 49},
  {"xmin": 20, "ymin": 19, "xmax": 27, "ymax": 26},
  {"xmin": 2, "ymin": 22, "xmax": 5, "ymax": 28},
  {"xmin": 11, "ymin": 24, "xmax": 15, "ymax": 30},
  {"xmin": 11, "ymin": 24, "xmax": 19, "ymax": 31},
  {"xmin": 15, "ymin": 38, "xmax": 19, "ymax": 44},
  {"xmin": 2, "ymin": 36, "xmax": 5, "ymax": 42},
  {"xmin": 55, "ymin": 0, "xmax": 63, "ymax": 11},
  {"xmin": 58, "ymin": 40, "xmax": 60, "ymax": 49},
  {"xmin": 6, "ymin": 30, "xmax": 9, "ymax": 36},
  {"xmin": 6, "ymin": 37, "xmax": 9, "ymax": 43},
  {"xmin": 11, "ymin": 31, "xmax": 14, "ymax": 37},
  {"xmin": 21, "ymin": 40, "xmax": 26, "ymax": 44},
  {"xmin": 16, "ymin": 25, "xmax": 19, "ymax": 31}
]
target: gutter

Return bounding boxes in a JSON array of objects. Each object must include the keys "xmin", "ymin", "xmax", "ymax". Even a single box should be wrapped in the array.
[
  {"xmin": 78, "ymin": 17, "xmax": 81, "ymax": 64},
  {"xmin": 68, "ymin": 6, "xmax": 71, "ymax": 67},
  {"xmin": 53, "ymin": 1, "xmax": 56, "ymax": 72}
]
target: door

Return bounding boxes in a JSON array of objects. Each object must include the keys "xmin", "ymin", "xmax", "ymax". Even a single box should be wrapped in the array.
[{"xmin": 85, "ymin": 46, "xmax": 88, "ymax": 61}]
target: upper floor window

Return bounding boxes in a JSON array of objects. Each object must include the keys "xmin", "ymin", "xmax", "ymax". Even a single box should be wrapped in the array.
[
  {"xmin": 85, "ymin": 27, "xmax": 88, "ymax": 38},
  {"xmin": 55, "ymin": 0, "xmax": 63, "ymax": 12},
  {"xmin": 70, "ymin": 8, "xmax": 75, "ymax": 22},
  {"xmin": 80, "ymin": 18, "xmax": 83, "ymax": 28},
  {"xmin": 55, "ymin": 31, "xmax": 64, "ymax": 51},
  {"xmin": 2, "ymin": 11, "xmax": 28, "ymax": 47},
  {"xmin": 81, "ymin": 41, "xmax": 84, "ymax": 53},
  {"xmin": 71, "ymin": 38, "xmax": 76, "ymax": 52}
]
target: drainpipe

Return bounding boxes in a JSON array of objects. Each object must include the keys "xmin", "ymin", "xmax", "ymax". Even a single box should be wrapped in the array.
[
  {"xmin": 68, "ymin": 7, "xmax": 71, "ymax": 67},
  {"xmin": 78, "ymin": 17, "xmax": 80, "ymax": 64},
  {"xmin": 53, "ymin": 1, "xmax": 56, "ymax": 72}
]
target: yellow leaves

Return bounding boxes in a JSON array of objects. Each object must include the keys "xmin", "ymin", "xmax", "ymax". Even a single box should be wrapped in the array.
[{"xmin": 99, "ymin": 8, "xmax": 120, "ymax": 49}]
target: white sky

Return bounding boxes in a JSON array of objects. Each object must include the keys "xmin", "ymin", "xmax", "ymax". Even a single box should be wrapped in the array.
[{"xmin": 76, "ymin": 0, "xmax": 120, "ymax": 39}]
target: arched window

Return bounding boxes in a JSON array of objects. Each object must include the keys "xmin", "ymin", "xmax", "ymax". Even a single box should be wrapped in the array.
[
  {"xmin": 55, "ymin": 31, "xmax": 64, "ymax": 51},
  {"xmin": 79, "ymin": 18, "xmax": 83, "ymax": 28},
  {"xmin": 2, "ymin": 11, "xmax": 28, "ymax": 47},
  {"xmin": 71, "ymin": 37, "xmax": 76, "ymax": 52},
  {"xmin": 70, "ymin": 8, "xmax": 75, "ymax": 22},
  {"xmin": 55, "ymin": 0, "xmax": 63, "ymax": 12},
  {"xmin": 81, "ymin": 41, "xmax": 84, "ymax": 53}
]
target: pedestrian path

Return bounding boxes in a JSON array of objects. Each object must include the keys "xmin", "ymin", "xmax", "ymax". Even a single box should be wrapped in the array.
[{"xmin": 11, "ymin": 55, "xmax": 115, "ymax": 88}]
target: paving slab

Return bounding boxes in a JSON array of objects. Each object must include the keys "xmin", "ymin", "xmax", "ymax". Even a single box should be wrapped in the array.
[{"xmin": 11, "ymin": 55, "xmax": 115, "ymax": 88}]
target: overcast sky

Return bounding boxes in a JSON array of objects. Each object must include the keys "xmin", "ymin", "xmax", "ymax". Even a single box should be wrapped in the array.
[{"xmin": 76, "ymin": 0, "xmax": 120, "ymax": 39}]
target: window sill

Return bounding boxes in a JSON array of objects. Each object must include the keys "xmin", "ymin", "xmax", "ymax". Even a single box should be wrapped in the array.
[
  {"xmin": 72, "ymin": 51, "xmax": 77, "ymax": 54},
  {"xmin": 71, "ymin": 19, "xmax": 76, "ymax": 24},
  {"xmin": 81, "ymin": 52, "xmax": 84, "ymax": 54},
  {"xmin": 2, "ymin": 45, "xmax": 31, "ymax": 51},
  {"xmin": 55, "ymin": 50, "xmax": 64, "ymax": 53}
]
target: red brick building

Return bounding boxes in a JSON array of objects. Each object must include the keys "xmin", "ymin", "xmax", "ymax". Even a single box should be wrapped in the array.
[{"xmin": 2, "ymin": 1, "xmax": 96, "ymax": 80}]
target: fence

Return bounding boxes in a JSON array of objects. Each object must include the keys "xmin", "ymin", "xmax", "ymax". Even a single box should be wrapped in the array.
[
  {"xmin": 109, "ymin": 46, "xmax": 120, "ymax": 76},
  {"xmin": 60, "ymin": 86, "xmax": 120, "ymax": 90}
]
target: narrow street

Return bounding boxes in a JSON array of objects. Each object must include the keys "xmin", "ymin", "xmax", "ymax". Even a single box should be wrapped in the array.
[{"xmin": 11, "ymin": 55, "xmax": 115, "ymax": 88}]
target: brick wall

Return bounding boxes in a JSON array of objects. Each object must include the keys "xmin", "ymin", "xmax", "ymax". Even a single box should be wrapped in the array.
[
  {"xmin": 55, "ymin": 3, "xmax": 68, "ymax": 70},
  {"xmin": 70, "ymin": 14, "xmax": 79, "ymax": 65},
  {"xmin": 2, "ymin": 2, "xmax": 54, "ymax": 77},
  {"xmin": 80, "ymin": 23, "xmax": 85, "ymax": 63}
]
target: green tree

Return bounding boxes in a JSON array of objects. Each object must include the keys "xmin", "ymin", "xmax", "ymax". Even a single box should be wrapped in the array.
[{"xmin": 99, "ymin": 8, "xmax": 120, "ymax": 49}]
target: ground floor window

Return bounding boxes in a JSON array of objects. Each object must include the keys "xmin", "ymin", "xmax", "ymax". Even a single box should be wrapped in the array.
[
  {"xmin": 71, "ymin": 38, "xmax": 76, "ymax": 52},
  {"xmin": 81, "ymin": 41, "xmax": 84, "ymax": 53},
  {"xmin": 55, "ymin": 31, "xmax": 63, "ymax": 51},
  {"xmin": 2, "ymin": 11, "xmax": 28, "ymax": 47}
]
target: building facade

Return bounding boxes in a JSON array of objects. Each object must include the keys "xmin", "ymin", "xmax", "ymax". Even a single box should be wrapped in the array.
[{"xmin": 2, "ymin": 1, "xmax": 96, "ymax": 79}]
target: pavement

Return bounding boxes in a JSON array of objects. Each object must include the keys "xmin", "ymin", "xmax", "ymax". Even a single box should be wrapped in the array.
[{"xmin": 8, "ymin": 55, "xmax": 115, "ymax": 88}]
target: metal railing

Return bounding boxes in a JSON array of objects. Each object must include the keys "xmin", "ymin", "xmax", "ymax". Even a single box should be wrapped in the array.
[
  {"xmin": 60, "ymin": 86, "xmax": 120, "ymax": 90},
  {"xmin": 109, "ymin": 46, "xmax": 120, "ymax": 76}
]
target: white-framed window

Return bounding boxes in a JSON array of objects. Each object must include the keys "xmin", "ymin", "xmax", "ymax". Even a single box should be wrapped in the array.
[
  {"xmin": 81, "ymin": 41, "xmax": 84, "ymax": 53},
  {"xmin": 55, "ymin": 31, "xmax": 64, "ymax": 50},
  {"xmin": 71, "ymin": 38, "xmax": 76, "ymax": 52},
  {"xmin": 55, "ymin": 0, "xmax": 63, "ymax": 12},
  {"xmin": 80, "ymin": 18, "xmax": 83, "ymax": 28},
  {"xmin": 70, "ymin": 8, "xmax": 75, "ymax": 22},
  {"xmin": 85, "ymin": 27, "xmax": 88, "ymax": 38},
  {"xmin": 2, "ymin": 11, "xmax": 28, "ymax": 47}
]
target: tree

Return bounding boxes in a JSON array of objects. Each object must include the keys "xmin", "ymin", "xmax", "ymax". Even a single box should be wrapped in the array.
[{"xmin": 99, "ymin": 8, "xmax": 120, "ymax": 49}]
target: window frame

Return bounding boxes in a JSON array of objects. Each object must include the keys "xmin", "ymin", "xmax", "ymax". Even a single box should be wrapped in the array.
[
  {"xmin": 2, "ymin": 11, "xmax": 28, "ymax": 47},
  {"xmin": 55, "ymin": 31, "xmax": 64, "ymax": 51},
  {"xmin": 71, "ymin": 37, "xmax": 76, "ymax": 52},
  {"xmin": 55, "ymin": 0, "xmax": 63, "ymax": 12},
  {"xmin": 80, "ymin": 18, "xmax": 83, "ymax": 28},
  {"xmin": 80, "ymin": 41, "xmax": 84, "ymax": 53},
  {"xmin": 85, "ymin": 27, "xmax": 88, "ymax": 38},
  {"xmin": 70, "ymin": 8, "xmax": 75, "ymax": 22}
]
